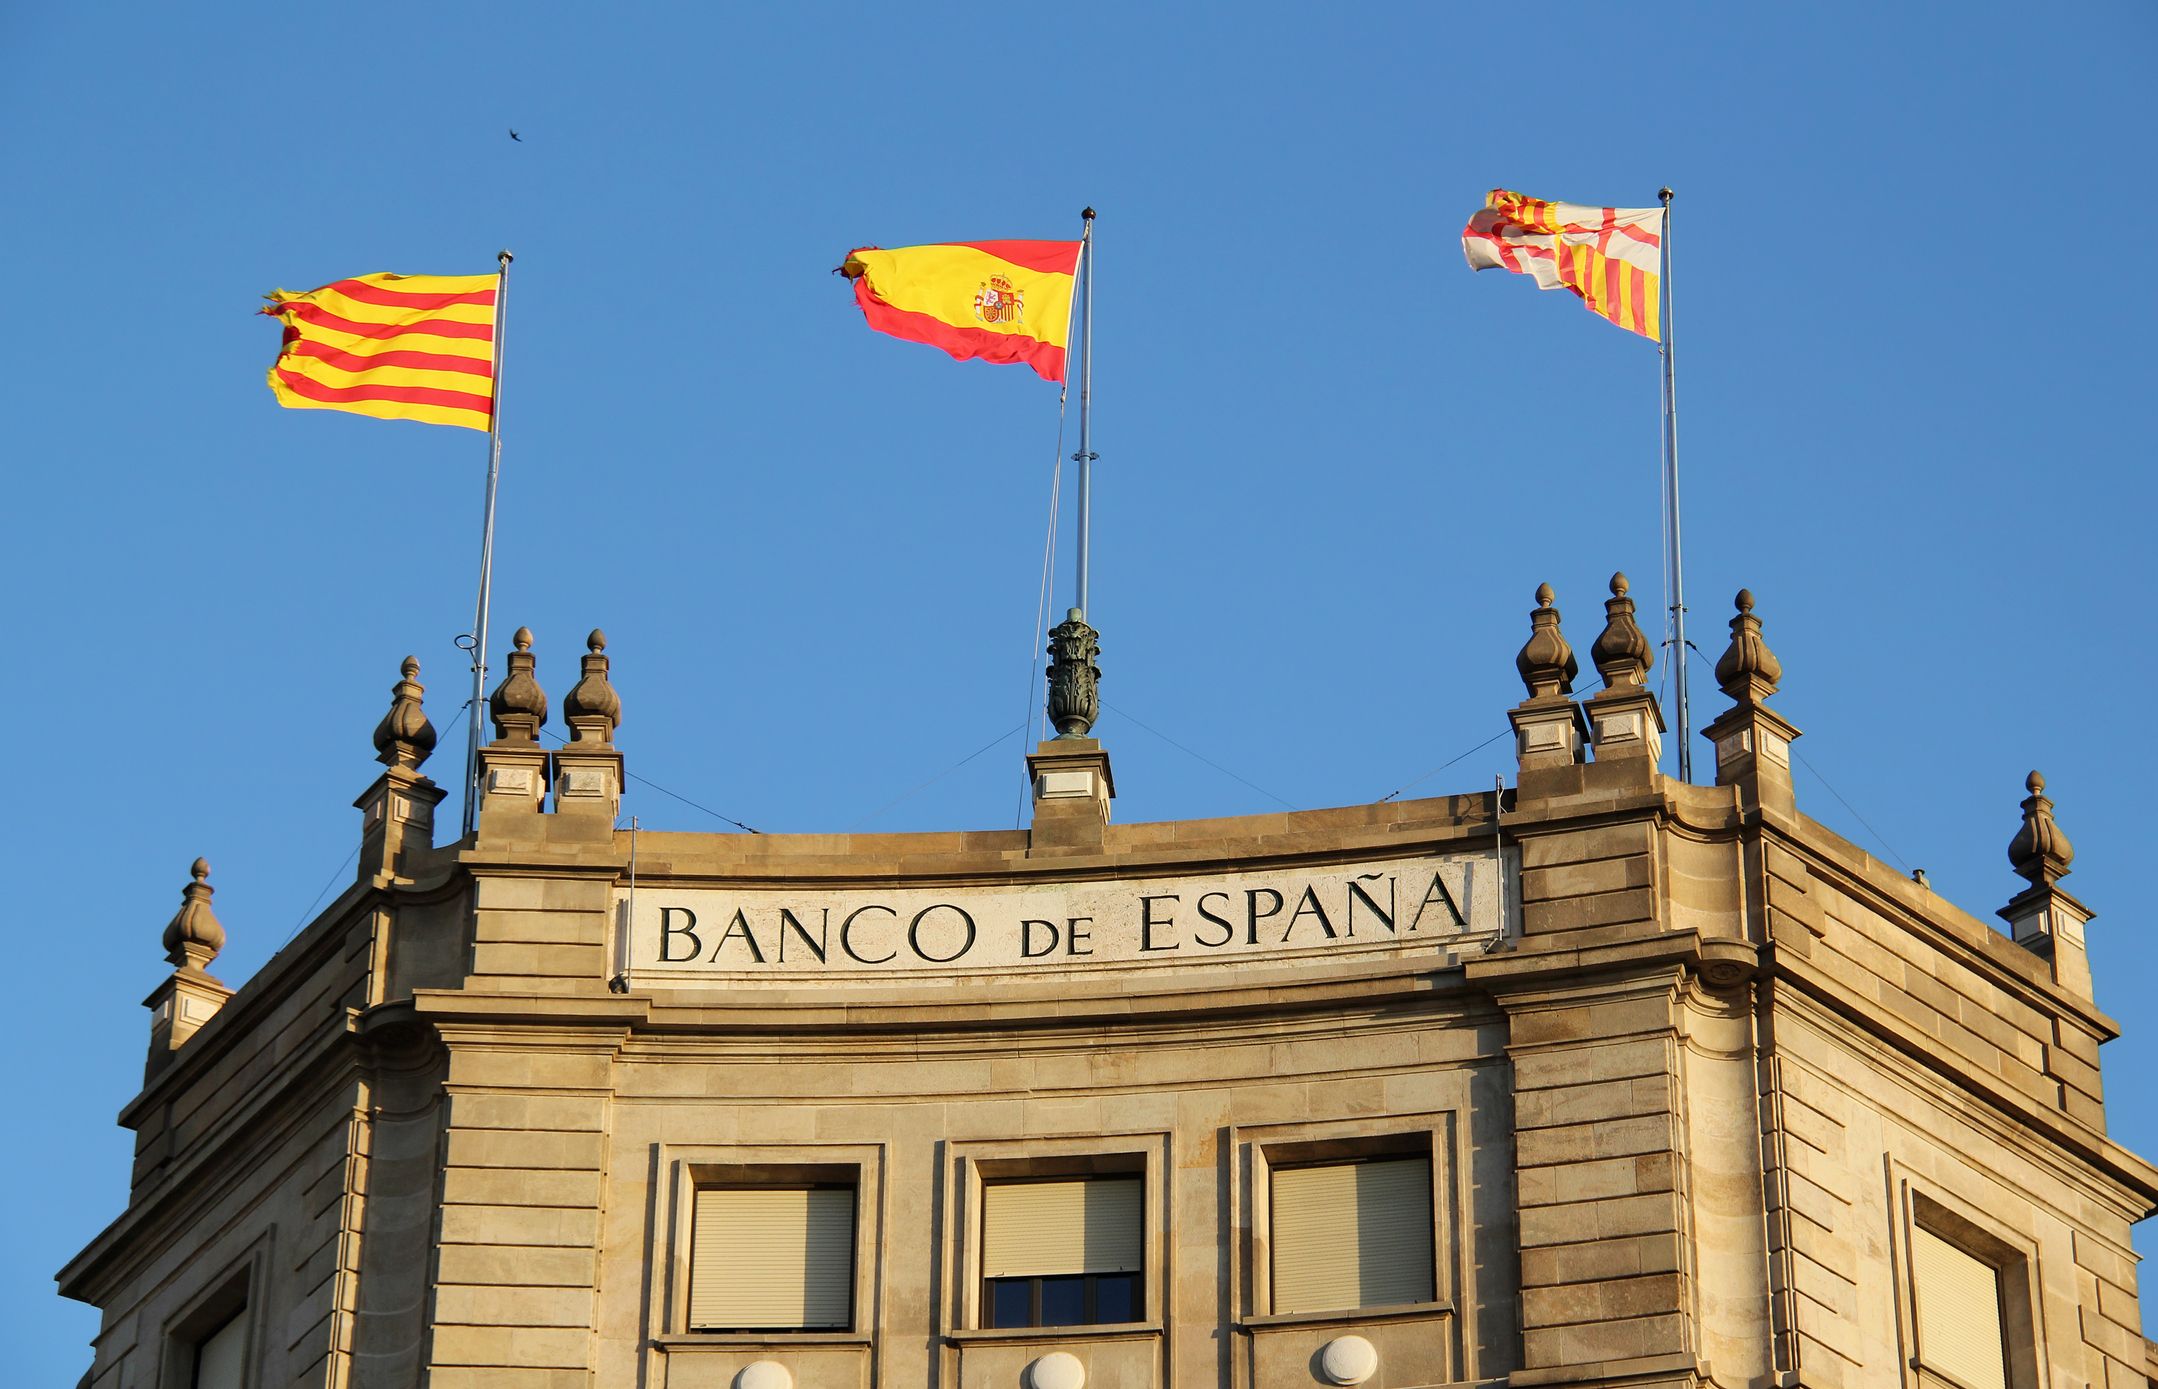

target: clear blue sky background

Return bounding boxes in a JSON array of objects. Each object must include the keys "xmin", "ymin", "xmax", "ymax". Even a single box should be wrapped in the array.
[{"xmin": 6, "ymin": 4, "xmax": 2154, "ymax": 1378}]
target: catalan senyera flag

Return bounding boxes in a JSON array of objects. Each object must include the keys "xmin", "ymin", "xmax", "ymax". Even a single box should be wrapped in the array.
[
  {"xmin": 1461, "ymin": 191, "xmax": 1662, "ymax": 340},
  {"xmin": 840, "ymin": 241, "xmax": 1081, "ymax": 382},
  {"xmin": 261, "ymin": 272, "xmax": 499, "ymax": 430}
]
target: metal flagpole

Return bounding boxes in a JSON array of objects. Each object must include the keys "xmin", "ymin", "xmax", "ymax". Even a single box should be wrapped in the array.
[
  {"xmin": 462, "ymin": 249, "xmax": 514, "ymax": 839},
  {"xmin": 1073, "ymin": 208, "xmax": 1097, "ymax": 617},
  {"xmin": 1658, "ymin": 189, "xmax": 1692, "ymax": 783}
]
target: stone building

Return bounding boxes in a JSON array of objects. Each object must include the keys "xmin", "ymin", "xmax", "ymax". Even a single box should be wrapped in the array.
[{"xmin": 57, "ymin": 580, "xmax": 2158, "ymax": 1388}]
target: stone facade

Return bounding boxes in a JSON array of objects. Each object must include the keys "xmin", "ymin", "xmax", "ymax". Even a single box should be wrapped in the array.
[{"xmin": 58, "ymin": 586, "xmax": 2158, "ymax": 1388}]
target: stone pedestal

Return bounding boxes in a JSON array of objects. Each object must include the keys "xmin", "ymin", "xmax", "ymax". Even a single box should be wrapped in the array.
[
  {"xmin": 2002, "ymin": 883, "xmax": 2095, "ymax": 999},
  {"xmin": 1699, "ymin": 702, "xmax": 1799, "ymax": 818},
  {"xmin": 143, "ymin": 968, "xmax": 231, "ymax": 1080},
  {"xmin": 1510, "ymin": 696, "xmax": 1589, "ymax": 780},
  {"xmin": 1028, "ymin": 738, "xmax": 1114, "ymax": 852},
  {"xmin": 476, "ymin": 742, "xmax": 549, "ymax": 833},
  {"xmin": 1587, "ymin": 684, "xmax": 1664, "ymax": 773},
  {"xmin": 355, "ymin": 766, "xmax": 446, "ymax": 881}
]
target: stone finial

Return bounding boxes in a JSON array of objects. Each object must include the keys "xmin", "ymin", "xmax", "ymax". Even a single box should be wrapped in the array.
[
  {"xmin": 372, "ymin": 655, "xmax": 438, "ymax": 770},
  {"xmin": 1590, "ymin": 572, "xmax": 1654, "ymax": 689},
  {"xmin": 563, "ymin": 629, "xmax": 622, "ymax": 742},
  {"xmin": 487, "ymin": 626, "xmax": 548, "ymax": 742},
  {"xmin": 1046, "ymin": 609, "xmax": 1101, "ymax": 739},
  {"xmin": 161, "ymin": 858, "xmax": 225, "ymax": 971},
  {"xmin": 1713, "ymin": 588, "xmax": 1783, "ymax": 706},
  {"xmin": 2007, "ymin": 770, "xmax": 2074, "ymax": 887},
  {"xmin": 1515, "ymin": 583, "xmax": 1579, "ymax": 699}
]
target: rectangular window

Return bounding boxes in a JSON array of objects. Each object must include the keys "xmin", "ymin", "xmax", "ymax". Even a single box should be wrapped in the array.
[
  {"xmin": 1911, "ymin": 1223, "xmax": 2009, "ymax": 1389},
  {"xmin": 1270, "ymin": 1156, "xmax": 1435, "ymax": 1313},
  {"xmin": 981, "ymin": 1176, "xmax": 1143, "ymax": 1328},
  {"xmin": 690, "ymin": 1184, "xmax": 856, "ymax": 1332},
  {"xmin": 191, "ymin": 1306, "xmax": 248, "ymax": 1389}
]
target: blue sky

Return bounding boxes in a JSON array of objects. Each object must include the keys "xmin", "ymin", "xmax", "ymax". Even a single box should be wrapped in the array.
[{"xmin": 6, "ymin": 3, "xmax": 2155, "ymax": 1377}]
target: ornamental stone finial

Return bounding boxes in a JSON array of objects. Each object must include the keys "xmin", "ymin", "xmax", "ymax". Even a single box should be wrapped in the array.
[
  {"xmin": 563, "ymin": 628, "xmax": 622, "ymax": 742},
  {"xmin": 1046, "ymin": 608, "xmax": 1101, "ymax": 739},
  {"xmin": 1515, "ymin": 583, "xmax": 1579, "ymax": 699},
  {"xmin": 1713, "ymin": 588, "xmax": 1783, "ymax": 706},
  {"xmin": 487, "ymin": 626, "xmax": 548, "ymax": 742},
  {"xmin": 1591, "ymin": 572, "xmax": 1654, "ymax": 689},
  {"xmin": 161, "ymin": 857, "xmax": 225, "ymax": 971},
  {"xmin": 2008, "ymin": 770, "xmax": 2074, "ymax": 887},
  {"xmin": 372, "ymin": 655, "xmax": 437, "ymax": 770}
]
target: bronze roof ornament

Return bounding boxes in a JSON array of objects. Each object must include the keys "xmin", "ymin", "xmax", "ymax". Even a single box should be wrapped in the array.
[
  {"xmin": 564, "ymin": 629, "xmax": 622, "ymax": 742},
  {"xmin": 1591, "ymin": 572, "xmax": 1654, "ymax": 690},
  {"xmin": 1515, "ymin": 582, "xmax": 1579, "ymax": 700},
  {"xmin": 488, "ymin": 626, "xmax": 548, "ymax": 742},
  {"xmin": 161, "ymin": 858, "xmax": 225, "ymax": 971},
  {"xmin": 372, "ymin": 655, "xmax": 437, "ymax": 771},
  {"xmin": 1713, "ymin": 588, "xmax": 1783, "ymax": 706},
  {"xmin": 1046, "ymin": 608, "xmax": 1101, "ymax": 739},
  {"xmin": 2007, "ymin": 770, "xmax": 2074, "ymax": 888}
]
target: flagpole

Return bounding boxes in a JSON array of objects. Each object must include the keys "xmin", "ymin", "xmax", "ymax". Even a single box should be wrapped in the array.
[
  {"xmin": 1073, "ymin": 208, "xmax": 1097, "ymax": 618},
  {"xmin": 462, "ymin": 248, "xmax": 513, "ymax": 839},
  {"xmin": 1658, "ymin": 189, "xmax": 1691, "ymax": 783}
]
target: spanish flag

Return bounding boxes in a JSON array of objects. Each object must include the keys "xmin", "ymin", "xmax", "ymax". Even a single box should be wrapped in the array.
[
  {"xmin": 840, "ymin": 241, "xmax": 1081, "ymax": 382},
  {"xmin": 1462, "ymin": 191, "xmax": 1662, "ymax": 341},
  {"xmin": 261, "ymin": 272, "xmax": 498, "ymax": 430}
]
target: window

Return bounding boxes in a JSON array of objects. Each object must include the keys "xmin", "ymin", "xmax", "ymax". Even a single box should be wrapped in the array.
[
  {"xmin": 690, "ymin": 1183, "xmax": 856, "ymax": 1331},
  {"xmin": 980, "ymin": 1176, "xmax": 1143, "ymax": 1327},
  {"xmin": 1910, "ymin": 1222, "xmax": 2009, "ymax": 1389},
  {"xmin": 1270, "ymin": 1156, "xmax": 1435, "ymax": 1313},
  {"xmin": 189, "ymin": 1306, "xmax": 248, "ymax": 1389}
]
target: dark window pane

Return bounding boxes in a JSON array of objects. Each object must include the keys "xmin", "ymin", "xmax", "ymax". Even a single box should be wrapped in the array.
[
  {"xmin": 1040, "ymin": 1276, "xmax": 1086, "ymax": 1326},
  {"xmin": 1093, "ymin": 1273, "xmax": 1137, "ymax": 1324},
  {"xmin": 989, "ymin": 1279, "xmax": 1033, "ymax": 1329}
]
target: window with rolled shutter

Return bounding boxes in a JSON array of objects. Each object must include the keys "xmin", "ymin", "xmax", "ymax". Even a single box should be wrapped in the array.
[
  {"xmin": 690, "ymin": 1186, "xmax": 855, "ymax": 1331},
  {"xmin": 1270, "ymin": 1156, "xmax": 1435, "ymax": 1313},
  {"xmin": 1911, "ymin": 1224, "xmax": 2008, "ymax": 1389},
  {"xmin": 981, "ymin": 1177, "xmax": 1142, "ymax": 1278}
]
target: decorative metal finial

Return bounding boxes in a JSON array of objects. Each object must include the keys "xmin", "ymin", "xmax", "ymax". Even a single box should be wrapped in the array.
[
  {"xmin": 1591, "ymin": 571, "xmax": 1654, "ymax": 689},
  {"xmin": 1515, "ymin": 583, "xmax": 1578, "ymax": 699},
  {"xmin": 161, "ymin": 857, "xmax": 225, "ymax": 971},
  {"xmin": 1713, "ymin": 588, "xmax": 1782, "ymax": 706},
  {"xmin": 2007, "ymin": 770, "xmax": 2074, "ymax": 887},
  {"xmin": 563, "ymin": 627, "xmax": 622, "ymax": 742},
  {"xmin": 372, "ymin": 654, "xmax": 438, "ymax": 770},
  {"xmin": 488, "ymin": 625, "xmax": 549, "ymax": 742},
  {"xmin": 1045, "ymin": 607, "xmax": 1101, "ymax": 738}
]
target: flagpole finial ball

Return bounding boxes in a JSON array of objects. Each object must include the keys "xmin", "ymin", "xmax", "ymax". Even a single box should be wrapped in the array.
[
  {"xmin": 1082, "ymin": 207, "xmax": 1096, "ymax": 220},
  {"xmin": 1611, "ymin": 573, "xmax": 1630, "ymax": 597},
  {"xmin": 498, "ymin": 249, "xmax": 514, "ymax": 265},
  {"xmin": 1734, "ymin": 590, "xmax": 1754, "ymax": 614},
  {"xmin": 1535, "ymin": 583, "xmax": 1554, "ymax": 609},
  {"xmin": 1659, "ymin": 186, "xmax": 1674, "ymax": 204},
  {"xmin": 587, "ymin": 630, "xmax": 606, "ymax": 653},
  {"xmin": 513, "ymin": 627, "xmax": 534, "ymax": 651}
]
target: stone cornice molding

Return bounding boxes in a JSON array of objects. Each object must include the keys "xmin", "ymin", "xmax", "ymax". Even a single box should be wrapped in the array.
[
  {"xmin": 1765, "ymin": 979, "xmax": 2158, "ymax": 1217},
  {"xmin": 60, "ymin": 1037, "xmax": 374, "ymax": 1304},
  {"xmin": 1760, "ymin": 809, "xmax": 2115, "ymax": 1038}
]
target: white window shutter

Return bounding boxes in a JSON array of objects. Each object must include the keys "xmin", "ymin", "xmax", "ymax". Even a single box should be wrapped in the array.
[
  {"xmin": 981, "ymin": 1177, "xmax": 1143, "ymax": 1278},
  {"xmin": 194, "ymin": 1310, "xmax": 248, "ymax": 1389},
  {"xmin": 1911, "ymin": 1224, "xmax": 2008, "ymax": 1389},
  {"xmin": 1271, "ymin": 1157, "xmax": 1435, "ymax": 1313},
  {"xmin": 690, "ymin": 1187, "xmax": 855, "ymax": 1330}
]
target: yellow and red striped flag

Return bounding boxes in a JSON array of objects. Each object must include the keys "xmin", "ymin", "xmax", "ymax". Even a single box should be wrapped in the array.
[
  {"xmin": 839, "ymin": 241, "xmax": 1081, "ymax": 382},
  {"xmin": 260, "ymin": 272, "xmax": 498, "ymax": 430},
  {"xmin": 1461, "ymin": 191, "xmax": 1662, "ymax": 340}
]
